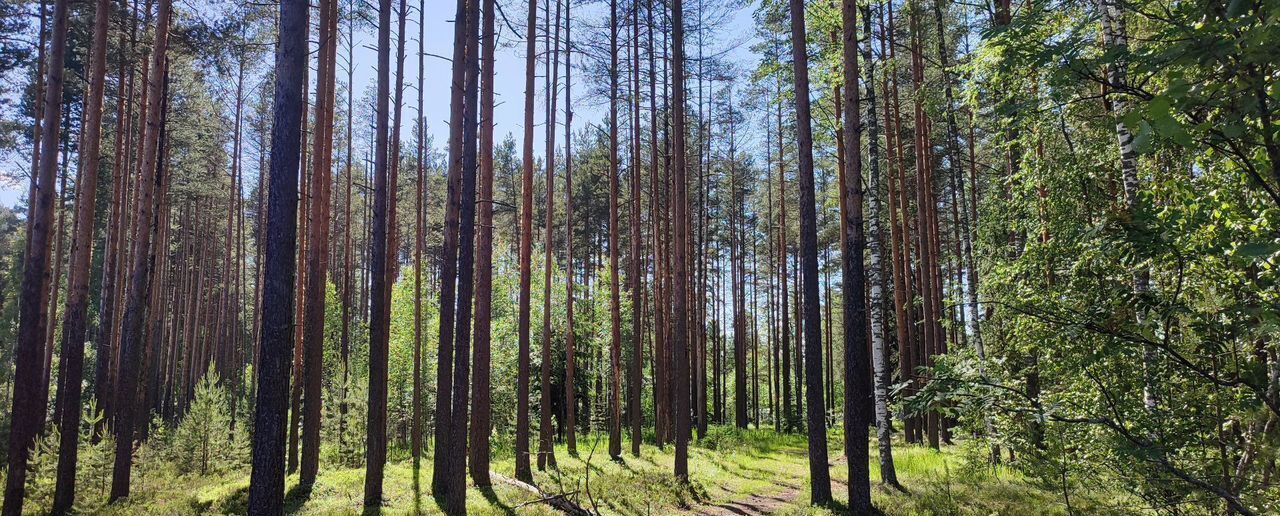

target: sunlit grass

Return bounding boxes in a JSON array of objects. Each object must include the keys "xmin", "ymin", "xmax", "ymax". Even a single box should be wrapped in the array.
[{"xmin": 85, "ymin": 426, "xmax": 1133, "ymax": 514}]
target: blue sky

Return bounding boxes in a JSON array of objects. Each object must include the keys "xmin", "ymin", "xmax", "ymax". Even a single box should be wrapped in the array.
[{"xmin": 0, "ymin": 0, "xmax": 764, "ymax": 208}]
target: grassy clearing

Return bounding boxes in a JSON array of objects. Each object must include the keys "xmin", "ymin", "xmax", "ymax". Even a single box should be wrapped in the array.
[{"xmin": 85, "ymin": 426, "xmax": 1132, "ymax": 515}]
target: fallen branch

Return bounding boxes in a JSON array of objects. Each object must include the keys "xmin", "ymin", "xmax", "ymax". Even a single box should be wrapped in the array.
[{"xmin": 491, "ymin": 472, "xmax": 593, "ymax": 516}]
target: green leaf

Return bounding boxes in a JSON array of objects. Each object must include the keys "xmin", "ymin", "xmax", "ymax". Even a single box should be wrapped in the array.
[
  {"xmin": 1236, "ymin": 241, "xmax": 1280, "ymax": 257},
  {"xmin": 1227, "ymin": 0, "xmax": 1248, "ymax": 17}
]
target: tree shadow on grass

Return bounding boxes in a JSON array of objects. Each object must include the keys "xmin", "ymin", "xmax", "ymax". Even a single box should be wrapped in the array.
[
  {"xmin": 283, "ymin": 482, "xmax": 314, "ymax": 514},
  {"xmin": 476, "ymin": 485, "xmax": 517, "ymax": 516}
]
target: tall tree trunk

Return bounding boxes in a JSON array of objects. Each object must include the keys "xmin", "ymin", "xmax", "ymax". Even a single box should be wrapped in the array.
[
  {"xmin": 338, "ymin": 0, "xmax": 355, "ymax": 458},
  {"xmin": 789, "ymin": 0, "xmax": 832, "ymax": 502},
  {"xmin": 861, "ymin": 0, "xmax": 899, "ymax": 487},
  {"xmin": 628, "ymin": 0, "xmax": 644, "ymax": 457},
  {"xmin": 364, "ymin": 0, "xmax": 394, "ymax": 501},
  {"xmin": 838, "ymin": 0, "xmax": 875, "ymax": 510},
  {"xmin": 443, "ymin": 0, "xmax": 480, "ymax": 505},
  {"xmin": 108, "ymin": 0, "xmax": 171, "ymax": 500},
  {"xmin": 411, "ymin": 0, "xmax": 426, "ymax": 475},
  {"xmin": 538, "ymin": 0, "xmax": 563, "ymax": 471},
  {"xmin": 670, "ymin": 0, "xmax": 691, "ymax": 481},
  {"xmin": 607, "ymin": 0, "xmax": 623, "ymax": 460},
  {"xmin": 776, "ymin": 90, "xmax": 793, "ymax": 433},
  {"xmin": 300, "ymin": 0, "xmax": 336, "ymax": 485},
  {"xmin": 247, "ymin": 0, "xmax": 305, "ymax": 508},
  {"xmin": 1, "ymin": 0, "xmax": 68, "ymax": 508},
  {"xmin": 469, "ymin": 0, "xmax": 496, "ymax": 484},
  {"xmin": 49, "ymin": 0, "xmax": 110, "ymax": 509},
  {"xmin": 515, "ymin": 0, "xmax": 537, "ymax": 480},
  {"xmin": 730, "ymin": 94, "xmax": 748, "ymax": 430},
  {"xmin": 563, "ymin": 0, "xmax": 577, "ymax": 455}
]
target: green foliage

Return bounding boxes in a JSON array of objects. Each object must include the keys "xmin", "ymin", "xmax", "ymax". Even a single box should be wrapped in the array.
[
  {"xmin": 153, "ymin": 368, "xmax": 249, "ymax": 476},
  {"xmin": 20, "ymin": 401, "xmax": 115, "ymax": 512}
]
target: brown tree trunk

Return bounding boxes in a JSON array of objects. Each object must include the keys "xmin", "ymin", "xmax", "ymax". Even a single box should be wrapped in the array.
[
  {"xmin": 300, "ymin": 0, "xmax": 337, "ymax": 485},
  {"xmin": 469, "ymin": 0, "xmax": 497, "ymax": 484},
  {"xmin": 411, "ymin": 0, "xmax": 426, "ymax": 475},
  {"xmin": 838, "ymin": 0, "xmax": 875, "ymax": 509},
  {"xmin": 1, "ymin": 0, "xmax": 67, "ymax": 508},
  {"xmin": 364, "ymin": 0, "xmax": 394, "ymax": 502},
  {"xmin": 563, "ymin": 0, "xmax": 577, "ymax": 455},
  {"xmin": 788, "ymin": 0, "xmax": 832, "ymax": 502},
  {"xmin": 108, "ymin": 0, "xmax": 171, "ymax": 500},
  {"xmin": 515, "ymin": 0, "xmax": 537, "ymax": 480},
  {"xmin": 607, "ymin": 0, "xmax": 623, "ymax": 460},
  {"xmin": 671, "ymin": 0, "xmax": 691, "ymax": 481},
  {"xmin": 537, "ymin": 0, "xmax": 563, "ymax": 471},
  {"xmin": 443, "ymin": 0, "xmax": 480, "ymax": 505},
  {"xmin": 49, "ymin": 0, "xmax": 110, "ymax": 509},
  {"xmin": 628, "ymin": 0, "xmax": 644, "ymax": 457},
  {"xmin": 247, "ymin": 0, "xmax": 306, "ymax": 508}
]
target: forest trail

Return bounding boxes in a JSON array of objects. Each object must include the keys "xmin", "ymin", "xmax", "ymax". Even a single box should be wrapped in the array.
[{"xmin": 694, "ymin": 455, "xmax": 847, "ymax": 515}]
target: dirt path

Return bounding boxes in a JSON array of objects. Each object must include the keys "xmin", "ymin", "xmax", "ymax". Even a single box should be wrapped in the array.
[{"xmin": 694, "ymin": 456, "xmax": 848, "ymax": 515}]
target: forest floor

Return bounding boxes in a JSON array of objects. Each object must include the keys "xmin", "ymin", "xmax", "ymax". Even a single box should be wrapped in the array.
[{"xmin": 90, "ymin": 427, "xmax": 1135, "ymax": 515}]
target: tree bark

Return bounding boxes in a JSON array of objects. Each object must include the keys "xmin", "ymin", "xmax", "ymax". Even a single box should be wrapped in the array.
[
  {"xmin": 469, "ymin": 0, "xmax": 497, "ymax": 484},
  {"xmin": 364, "ymin": 0, "xmax": 394, "ymax": 501},
  {"xmin": 246, "ymin": 0, "xmax": 305, "ymax": 509},
  {"xmin": 789, "ymin": 0, "xmax": 833, "ymax": 502},
  {"xmin": 538, "ymin": 0, "xmax": 563, "ymax": 471},
  {"xmin": 515, "ymin": 0, "xmax": 537, "ymax": 480},
  {"xmin": 861, "ymin": 0, "xmax": 899, "ymax": 488},
  {"xmin": 671, "ymin": 0, "xmax": 691, "ymax": 481},
  {"xmin": 838, "ymin": 0, "xmax": 874, "ymax": 510},
  {"xmin": 109, "ymin": 0, "xmax": 171, "ymax": 500},
  {"xmin": 300, "ymin": 0, "xmax": 337, "ymax": 485},
  {"xmin": 49, "ymin": 0, "xmax": 110, "ymax": 510},
  {"xmin": 1, "ymin": 0, "xmax": 68, "ymax": 508}
]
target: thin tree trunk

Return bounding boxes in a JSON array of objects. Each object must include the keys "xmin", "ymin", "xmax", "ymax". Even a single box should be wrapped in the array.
[
  {"xmin": 538, "ymin": 0, "xmax": 563, "ymax": 471},
  {"xmin": 838, "ymin": 0, "xmax": 875, "ymax": 509},
  {"xmin": 49, "ymin": 0, "xmax": 110, "ymax": 509},
  {"xmin": 108, "ymin": 0, "xmax": 171, "ymax": 500},
  {"xmin": 364, "ymin": 0, "xmax": 394, "ymax": 501},
  {"xmin": 411, "ymin": 0, "xmax": 425, "ymax": 475},
  {"xmin": 789, "ymin": 0, "xmax": 832, "ymax": 502},
  {"xmin": 628, "ymin": 0, "xmax": 644, "ymax": 457},
  {"xmin": 515, "ymin": 0, "xmax": 537, "ymax": 479},
  {"xmin": 670, "ymin": 0, "xmax": 691, "ymax": 481},
  {"xmin": 469, "ymin": 0, "xmax": 496, "ymax": 484},
  {"xmin": 1, "ymin": 0, "xmax": 67, "ymax": 507},
  {"xmin": 607, "ymin": 0, "xmax": 623, "ymax": 459},
  {"xmin": 563, "ymin": 0, "xmax": 577, "ymax": 455},
  {"xmin": 862, "ymin": 0, "xmax": 899, "ymax": 487},
  {"xmin": 443, "ymin": 0, "xmax": 480, "ymax": 505}
]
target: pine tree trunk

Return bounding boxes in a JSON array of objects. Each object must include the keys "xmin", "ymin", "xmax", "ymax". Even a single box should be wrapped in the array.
[
  {"xmin": 538, "ymin": 0, "xmax": 563, "ymax": 471},
  {"xmin": 364, "ymin": 0, "xmax": 394, "ymax": 502},
  {"xmin": 469, "ymin": 0, "xmax": 496, "ymax": 484},
  {"xmin": 670, "ymin": 0, "xmax": 692, "ymax": 481},
  {"xmin": 563, "ymin": 0, "xmax": 578, "ymax": 455},
  {"xmin": 108, "ymin": 0, "xmax": 171, "ymax": 500},
  {"xmin": 246, "ymin": 0, "xmax": 305, "ymax": 509},
  {"xmin": 49, "ymin": 0, "xmax": 109, "ymax": 509},
  {"xmin": 1, "ymin": 0, "xmax": 68, "ymax": 508},
  {"xmin": 788, "ymin": 0, "xmax": 832, "ymax": 502},
  {"xmin": 410, "ymin": 0, "xmax": 425, "ymax": 474},
  {"xmin": 628, "ymin": 0, "xmax": 644, "ymax": 457},
  {"xmin": 837, "ymin": 1, "xmax": 873, "ymax": 510},
  {"xmin": 300, "ymin": 0, "xmax": 336, "ymax": 485},
  {"xmin": 515, "ymin": 0, "xmax": 537, "ymax": 479}
]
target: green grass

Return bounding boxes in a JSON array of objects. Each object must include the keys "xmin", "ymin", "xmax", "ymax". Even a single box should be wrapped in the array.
[{"xmin": 84, "ymin": 427, "xmax": 1134, "ymax": 515}]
